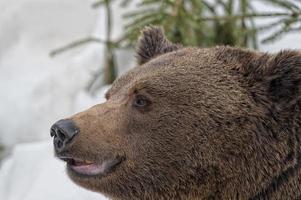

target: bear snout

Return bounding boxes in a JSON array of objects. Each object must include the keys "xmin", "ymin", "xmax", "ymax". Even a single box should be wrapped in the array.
[{"xmin": 50, "ymin": 119, "xmax": 79, "ymax": 153}]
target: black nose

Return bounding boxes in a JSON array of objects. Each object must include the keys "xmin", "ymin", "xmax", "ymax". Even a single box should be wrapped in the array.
[{"xmin": 50, "ymin": 119, "xmax": 79, "ymax": 152}]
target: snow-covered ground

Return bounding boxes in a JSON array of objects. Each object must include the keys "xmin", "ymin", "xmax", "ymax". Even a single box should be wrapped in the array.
[
  {"xmin": 0, "ymin": 141, "xmax": 107, "ymax": 200},
  {"xmin": 1, "ymin": 0, "xmax": 301, "ymax": 199}
]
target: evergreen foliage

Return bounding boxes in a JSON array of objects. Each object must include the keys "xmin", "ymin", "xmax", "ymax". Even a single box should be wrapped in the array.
[
  {"xmin": 51, "ymin": 0, "xmax": 301, "ymax": 90},
  {"xmin": 119, "ymin": 0, "xmax": 301, "ymax": 48}
]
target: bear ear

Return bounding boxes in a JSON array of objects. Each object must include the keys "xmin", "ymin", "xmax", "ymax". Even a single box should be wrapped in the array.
[
  {"xmin": 136, "ymin": 26, "xmax": 181, "ymax": 65},
  {"xmin": 247, "ymin": 51, "xmax": 301, "ymax": 109},
  {"xmin": 265, "ymin": 51, "xmax": 301, "ymax": 107}
]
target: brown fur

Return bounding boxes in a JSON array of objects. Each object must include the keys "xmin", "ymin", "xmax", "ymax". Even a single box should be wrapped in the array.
[{"xmin": 61, "ymin": 27, "xmax": 301, "ymax": 199}]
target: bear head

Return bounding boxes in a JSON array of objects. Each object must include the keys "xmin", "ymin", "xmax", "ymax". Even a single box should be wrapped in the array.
[{"xmin": 51, "ymin": 27, "xmax": 301, "ymax": 200}]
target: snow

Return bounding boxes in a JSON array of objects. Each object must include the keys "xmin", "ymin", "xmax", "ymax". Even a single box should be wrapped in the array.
[
  {"xmin": 0, "ymin": 85, "xmax": 110, "ymax": 200},
  {"xmin": 0, "ymin": 0, "xmax": 102, "ymax": 146},
  {"xmin": 0, "ymin": 141, "xmax": 108, "ymax": 200}
]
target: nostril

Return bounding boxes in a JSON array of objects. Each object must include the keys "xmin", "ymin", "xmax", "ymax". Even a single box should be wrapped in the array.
[
  {"xmin": 57, "ymin": 129, "xmax": 66, "ymax": 141},
  {"xmin": 50, "ymin": 127, "xmax": 57, "ymax": 137},
  {"xmin": 50, "ymin": 119, "xmax": 79, "ymax": 152},
  {"xmin": 57, "ymin": 140, "xmax": 63, "ymax": 149}
]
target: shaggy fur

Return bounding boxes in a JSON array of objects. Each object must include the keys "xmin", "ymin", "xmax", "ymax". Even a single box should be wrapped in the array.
[
  {"xmin": 136, "ymin": 26, "xmax": 181, "ymax": 65},
  {"xmin": 57, "ymin": 27, "xmax": 301, "ymax": 200}
]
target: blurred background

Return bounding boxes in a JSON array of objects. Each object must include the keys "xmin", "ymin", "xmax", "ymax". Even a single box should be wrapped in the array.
[{"xmin": 0, "ymin": 0, "xmax": 301, "ymax": 199}]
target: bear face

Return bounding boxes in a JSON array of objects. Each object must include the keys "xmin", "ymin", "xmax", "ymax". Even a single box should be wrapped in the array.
[{"xmin": 51, "ymin": 27, "xmax": 301, "ymax": 200}]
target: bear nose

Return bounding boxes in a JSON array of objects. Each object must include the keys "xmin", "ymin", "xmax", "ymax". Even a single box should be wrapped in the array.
[{"xmin": 50, "ymin": 119, "xmax": 79, "ymax": 152}]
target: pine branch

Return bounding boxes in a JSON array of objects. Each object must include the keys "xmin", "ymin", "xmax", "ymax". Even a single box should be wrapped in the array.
[
  {"xmin": 85, "ymin": 69, "xmax": 104, "ymax": 94},
  {"xmin": 256, "ymin": 0, "xmax": 300, "ymax": 12},
  {"xmin": 50, "ymin": 37, "xmax": 106, "ymax": 57},
  {"xmin": 197, "ymin": 12, "xmax": 301, "ymax": 21}
]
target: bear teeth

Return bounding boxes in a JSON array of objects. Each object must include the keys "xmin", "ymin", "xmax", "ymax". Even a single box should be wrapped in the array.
[
  {"xmin": 65, "ymin": 158, "xmax": 94, "ymax": 166},
  {"xmin": 73, "ymin": 159, "xmax": 93, "ymax": 166}
]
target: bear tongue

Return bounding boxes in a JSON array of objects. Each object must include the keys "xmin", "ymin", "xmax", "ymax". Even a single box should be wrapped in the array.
[{"xmin": 70, "ymin": 160, "xmax": 109, "ymax": 176}]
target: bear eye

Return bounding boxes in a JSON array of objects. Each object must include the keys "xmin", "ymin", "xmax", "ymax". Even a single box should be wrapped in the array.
[{"xmin": 133, "ymin": 94, "xmax": 150, "ymax": 108}]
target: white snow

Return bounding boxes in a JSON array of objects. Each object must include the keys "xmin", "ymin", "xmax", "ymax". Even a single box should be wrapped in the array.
[
  {"xmin": 0, "ymin": 140, "xmax": 108, "ymax": 200},
  {"xmin": 0, "ymin": 0, "xmax": 101, "ymax": 146},
  {"xmin": 0, "ymin": 85, "xmax": 110, "ymax": 200}
]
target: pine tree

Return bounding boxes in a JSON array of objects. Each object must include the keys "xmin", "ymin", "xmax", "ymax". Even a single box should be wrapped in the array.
[
  {"xmin": 121, "ymin": 0, "xmax": 301, "ymax": 48},
  {"xmin": 51, "ymin": 0, "xmax": 301, "ymax": 91}
]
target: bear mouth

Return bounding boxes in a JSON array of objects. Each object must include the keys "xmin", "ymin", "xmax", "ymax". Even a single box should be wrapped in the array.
[{"xmin": 59, "ymin": 156, "xmax": 123, "ymax": 177}]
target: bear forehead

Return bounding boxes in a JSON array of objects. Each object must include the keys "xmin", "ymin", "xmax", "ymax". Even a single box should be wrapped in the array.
[{"xmin": 106, "ymin": 47, "xmax": 239, "ymax": 98}]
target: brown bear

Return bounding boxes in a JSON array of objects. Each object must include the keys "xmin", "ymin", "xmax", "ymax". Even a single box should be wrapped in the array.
[{"xmin": 50, "ymin": 26, "xmax": 301, "ymax": 200}]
